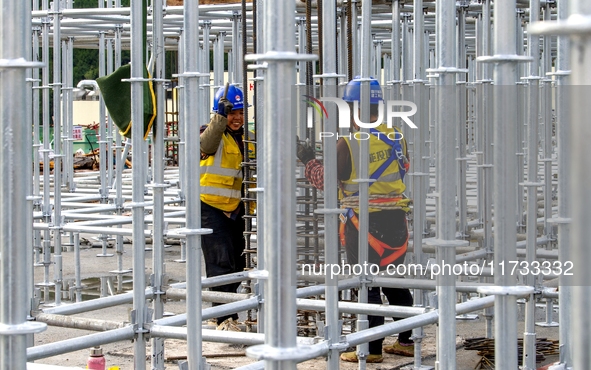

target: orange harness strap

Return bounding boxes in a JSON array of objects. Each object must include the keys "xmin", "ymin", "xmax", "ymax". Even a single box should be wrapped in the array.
[{"xmin": 339, "ymin": 212, "xmax": 408, "ymax": 267}]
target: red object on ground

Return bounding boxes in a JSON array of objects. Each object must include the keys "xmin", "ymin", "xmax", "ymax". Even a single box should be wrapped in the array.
[{"xmin": 87, "ymin": 346, "xmax": 106, "ymax": 370}]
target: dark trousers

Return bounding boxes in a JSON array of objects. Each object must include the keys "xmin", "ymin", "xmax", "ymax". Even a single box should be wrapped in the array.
[
  {"xmin": 368, "ymin": 286, "xmax": 413, "ymax": 354},
  {"xmin": 200, "ymin": 202, "xmax": 246, "ymax": 323},
  {"xmin": 343, "ymin": 209, "xmax": 413, "ymax": 355}
]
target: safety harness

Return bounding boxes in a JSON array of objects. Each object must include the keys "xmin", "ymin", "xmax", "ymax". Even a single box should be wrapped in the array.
[{"xmin": 339, "ymin": 128, "xmax": 410, "ymax": 267}]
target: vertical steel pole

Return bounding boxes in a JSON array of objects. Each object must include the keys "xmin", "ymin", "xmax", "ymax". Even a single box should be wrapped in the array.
[
  {"xmin": 457, "ymin": 5, "xmax": 468, "ymax": 240},
  {"xmin": 113, "ymin": 11, "xmax": 126, "ymax": 293},
  {"xmin": 130, "ymin": 0, "xmax": 148, "ymax": 368},
  {"xmin": 516, "ymin": 15, "xmax": 526, "ymax": 233},
  {"xmin": 32, "ymin": 22, "xmax": 42, "ymax": 270},
  {"xmin": 410, "ymin": 1, "xmax": 429, "ymax": 368},
  {"xmin": 232, "ymin": 12, "xmax": 240, "ymax": 84},
  {"xmin": 40, "ymin": 0, "xmax": 53, "ymax": 303},
  {"xmin": 99, "ymin": 30, "xmax": 109, "ymax": 202},
  {"xmin": 432, "ymin": 0, "xmax": 460, "ymax": 368},
  {"xmin": 351, "ymin": 0, "xmax": 358, "ymax": 77},
  {"xmin": 318, "ymin": 0, "xmax": 341, "ymax": 368},
  {"xmin": 474, "ymin": 13, "xmax": 484, "ymax": 223},
  {"xmin": 62, "ymin": 36, "xmax": 73, "ymax": 193},
  {"xmin": 216, "ymin": 32, "xmax": 225, "ymax": 88},
  {"xmin": 401, "ymin": 15, "xmax": 409, "ymax": 83},
  {"xmin": 183, "ymin": 1, "xmax": 208, "ymax": 369},
  {"xmin": 541, "ymin": 4, "xmax": 554, "ymax": 240},
  {"xmin": 479, "ymin": 0, "xmax": 495, "ymax": 340},
  {"xmin": 177, "ymin": 31, "xmax": 185, "ymax": 204},
  {"xmin": 555, "ymin": 1, "xmax": 572, "ymax": 367},
  {"xmin": 151, "ymin": 0, "xmax": 166, "ymax": 368},
  {"xmin": 478, "ymin": 1, "xmax": 530, "ymax": 369},
  {"xmin": 51, "ymin": 0, "xmax": 64, "ymax": 307},
  {"xmin": 339, "ymin": 9, "xmax": 347, "ymax": 79},
  {"xmin": 28, "ymin": 0, "xmax": 36, "ymax": 352},
  {"xmin": 106, "ymin": 2, "xmax": 114, "ymax": 193},
  {"xmin": 523, "ymin": 2, "xmax": 541, "ymax": 369},
  {"xmin": 244, "ymin": 0, "xmax": 307, "ymax": 368},
  {"xmin": 389, "ymin": 0, "xmax": 401, "ymax": 102},
  {"xmin": 568, "ymin": 2, "xmax": 591, "ymax": 368},
  {"xmin": 356, "ymin": 0, "xmax": 373, "ymax": 367},
  {"xmin": 254, "ymin": 0, "xmax": 265, "ymax": 334},
  {"xmin": 203, "ymin": 21, "xmax": 212, "ymax": 129},
  {"xmin": 0, "ymin": 0, "xmax": 47, "ymax": 368},
  {"xmin": 97, "ymin": 29, "xmax": 114, "ymax": 260}
]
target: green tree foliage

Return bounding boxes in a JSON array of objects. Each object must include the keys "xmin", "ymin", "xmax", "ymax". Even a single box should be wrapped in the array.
[{"xmin": 70, "ymin": 0, "xmax": 130, "ymax": 82}]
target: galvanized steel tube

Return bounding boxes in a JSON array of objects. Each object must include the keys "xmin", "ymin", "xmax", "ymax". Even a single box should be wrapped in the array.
[
  {"xmin": 568, "ymin": 2, "xmax": 591, "ymax": 368},
  {"xmin": 182, "ymin": 1, "xmax": 205, "ymax": 368},
  {"xmin": 434, "ymin": 0, "xmax": 458, "ymax": 367},
  {"xmin": 320, "ymin": 0, "xmax": 341, "ymax": 367},
  {"xmin": 555, "ymin": 1, "xmax": 572, "ymax": 367},
  {"xmin": 151, "ymin": 0, "xmax": 166, "ymax": 367},
  {"xmin": 259, "ymin": 0, "xmax": 298, "ymax": 367},
  {"xmin": 410, "ymin": 1, "xmax": 429, "ymax": 367},
  {"xmin": 492, "ymin": 1, "xmax": 521, "ymax": 368},
  {"xmin": 0, "ymin": 0, "xmax": 47, "ymax": 368},
  {"xmin": 52, "ymin": 0, "xmax": 65, "ymax": 307},
  {"xmin": 130, "ymin": 0, "xmax": 148, "ymax": 367},
  {"xmin": 356, "ymin": 0, "xmax": 373, "ymax": 366},
  {"xmin": 523, "ymin": 2, "xmax": 541, "ymax": 369}
]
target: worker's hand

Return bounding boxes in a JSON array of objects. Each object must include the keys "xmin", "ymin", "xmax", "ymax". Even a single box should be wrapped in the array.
[
  {"xmin": 216, "ymin": 98, "xmax": 234, "ymax": 118},
  {"xmin": 216, "ymin": 83, "xmax": 234, "ymax": 117},
  {"xmin": 296, "ymin": 139, "xmax": 315, "ymax": 165}
]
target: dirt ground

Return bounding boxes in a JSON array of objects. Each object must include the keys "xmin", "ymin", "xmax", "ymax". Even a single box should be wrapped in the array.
[{"xmin": 31, "ymin": 237, "xmax": 560, "ymax": 370}]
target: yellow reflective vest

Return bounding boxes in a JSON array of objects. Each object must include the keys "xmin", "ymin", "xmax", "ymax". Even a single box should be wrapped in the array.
[
  {"xmin": 200, "ymin": 132, "xmax": 243, "ymax": 212},
  {"xmin": 340, "ymin": 125, "xmax": 407, "ymax": 208}
]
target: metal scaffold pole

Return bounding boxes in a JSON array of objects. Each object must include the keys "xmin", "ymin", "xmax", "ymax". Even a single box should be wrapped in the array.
[
  {"xmin": 567, "ymin": 1, "xmax": 591, "ymax": 365},
  {"xmin": 151, "ymin": 0, "xmax": 167, "ymax": 368},
  {"xmin": 317, "ymin": 0, "xmax": 341, "ymax": 366},
  {"xmin": 0, "ymin": 0, "xmax": 47, "ymax": 368},
  {"xmin": 180, "ymin": 1, "xmax": 210, "ymax": 369},
  {"xmin": 553, "ymin": 1, "xmax": 572, "ymax": 367},
  {"xmin": 408, "ymin": 0, "xmax": 430, "ymax": 367},
  {"xmin": 355, "ymin": 0, "xmax": 373, "ymax": 367},
  {"xmin": 428, "ymin": 0, "xmax": 465, "ymax": 368},
  {"xmin": 244, "ymin": 0, "xmax": 315, "ymax": 366},
  {"xmin": 130, "ymin": 0, "xmax": 148, "ymax": 368},
  {"xmin": 253, "ymin": 0, "xmax": 265, "ymax": 335},
  {"xmin": 477, "ymin": 1, "xmax": 535, "ymax": 369},
  {"xmin": 522, "ymin": 1, "xmax": 542, "ymax": 368}
]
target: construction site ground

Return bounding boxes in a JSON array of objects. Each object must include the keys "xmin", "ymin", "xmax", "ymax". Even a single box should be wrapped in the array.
[{"xmin": 32, "ymin": 235, "xmax": 560, "ymax": 370}]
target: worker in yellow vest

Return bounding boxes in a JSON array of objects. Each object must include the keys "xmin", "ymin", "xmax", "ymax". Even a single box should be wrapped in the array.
[
  {"xmin": 200, "ymin": 84, "xmax": 246, "ymax": 332},
  {"xmin": 297, "ymin": 77, "xmax": 414, "ymax": 363}
]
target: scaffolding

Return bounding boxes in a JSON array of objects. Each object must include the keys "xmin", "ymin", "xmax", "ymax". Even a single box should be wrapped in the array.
[{"xmin": 1, "ymin": 0, "xmax": 590, "ymax": 369}]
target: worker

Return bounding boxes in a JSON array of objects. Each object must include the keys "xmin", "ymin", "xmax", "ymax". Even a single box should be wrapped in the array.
[
  {"xmin": 200, "ymin": 84, "xmax": 246, "ymax": 332},
  {"xmin": 296, "ymin": 77, "xmax": 414, "ymax": 363}
]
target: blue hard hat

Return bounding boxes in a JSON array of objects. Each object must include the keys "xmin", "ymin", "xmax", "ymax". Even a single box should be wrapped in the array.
[
  {"xmin": 212, "ymin": 85, "xmax": 245, "ymax": 111},
  {"xmin": 342, "ymin": 76, "xmax": 383, "ymax": 104}
]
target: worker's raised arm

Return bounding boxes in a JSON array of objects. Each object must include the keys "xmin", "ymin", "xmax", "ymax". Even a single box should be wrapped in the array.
[{"xmin": 200, "ymin": 114, "xmax": 227, "ymax": 155}]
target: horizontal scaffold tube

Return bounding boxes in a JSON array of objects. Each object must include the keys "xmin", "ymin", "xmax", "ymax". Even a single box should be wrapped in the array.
[
  {"xmin": 237, "ymin": 295, "xmax": 498, "ymax": 369},
  {"xmin": 34, "ymin": 313, "xmax": 127, "ymax": 331},
  {"xmin": 150, "ymin": 326, "xmax": 317, "ymax": 346},
  {"xmin": 27, "ymin": 326, "xmax": 135, "ymax": 361}
]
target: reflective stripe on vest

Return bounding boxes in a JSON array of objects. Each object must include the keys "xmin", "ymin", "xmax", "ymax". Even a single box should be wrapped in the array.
[
  {"xmin": 200, "ymin": 133, "xmax": 243, "ymax": 212},
  {"xmin": 200, "ymin": 185, "xmax": 241, "ymax": 199}
]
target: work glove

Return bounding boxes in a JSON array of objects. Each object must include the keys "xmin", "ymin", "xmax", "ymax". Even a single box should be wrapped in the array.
[
  {"xmin": 296, "ymin": 138, "xmax": 316, "ymax": 165},
  {"xmin": 216, "ymin": 98, "xmax": 234, "ymax": 118},
  {"xmin": 216, "ymin": 83, "xmax": 234, "ymax": 117}
]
